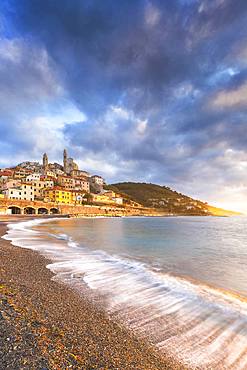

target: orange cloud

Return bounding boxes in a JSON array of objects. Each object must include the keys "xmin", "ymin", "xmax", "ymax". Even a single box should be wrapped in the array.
[{"xmin": 210, "ymin": 83, "xmax": 247, "ymax": 109}]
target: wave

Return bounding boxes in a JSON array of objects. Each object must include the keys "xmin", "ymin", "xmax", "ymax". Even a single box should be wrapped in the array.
[{"xmin": 3, "ymin": 218, "xmax": 247, "ymax": 369}]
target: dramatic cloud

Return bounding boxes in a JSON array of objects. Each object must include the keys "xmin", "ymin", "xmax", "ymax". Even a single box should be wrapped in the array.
[{"xmin": 1, "ymin": 0, "xmax": 247, "ymax": 212}]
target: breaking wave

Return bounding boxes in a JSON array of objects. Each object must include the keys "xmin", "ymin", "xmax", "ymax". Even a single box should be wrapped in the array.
[{"xmin": 3, "ymin": 218, "xmax": 247, "ymax": 369}]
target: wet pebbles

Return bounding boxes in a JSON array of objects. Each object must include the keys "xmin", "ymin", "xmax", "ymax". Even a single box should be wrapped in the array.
[{"xmin": 0, "ymin": 222, "xmax": 184, "ymax": 369}]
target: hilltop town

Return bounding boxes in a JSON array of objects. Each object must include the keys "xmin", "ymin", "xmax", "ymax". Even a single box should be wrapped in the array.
[{"xmin": 0, "ymin": 150, "xmax": 139, "ymax": 215}]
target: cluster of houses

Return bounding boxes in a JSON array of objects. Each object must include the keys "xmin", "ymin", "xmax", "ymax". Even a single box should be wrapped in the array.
[{"xmin": 0, "ymin": 150, "xmax": 124, "ymax": 206}]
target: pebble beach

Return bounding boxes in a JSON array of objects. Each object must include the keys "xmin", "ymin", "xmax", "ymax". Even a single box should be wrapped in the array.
[{"xmin": 0, "ymin": 218, "xmax": 183, "ymax": 370}]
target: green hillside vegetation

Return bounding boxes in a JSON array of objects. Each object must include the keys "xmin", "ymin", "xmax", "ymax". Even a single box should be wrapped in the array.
[{"xmin": 106, "ymin": 182, "xmax": 240, "ymax": 216}]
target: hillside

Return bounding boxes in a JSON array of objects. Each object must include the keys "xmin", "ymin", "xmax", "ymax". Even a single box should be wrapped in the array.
[{"xmin": 106, "ymin": 182, "xmax": 240, "ymax": 216}]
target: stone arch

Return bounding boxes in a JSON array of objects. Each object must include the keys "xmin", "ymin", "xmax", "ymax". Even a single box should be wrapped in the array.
[
  {"xmin": 50, "ymin": 208, "xmax": 59, "ymax": 214},
  {"xmin": 24, "ymin": 207, "xmax": 36, "ymax": 215},
  {"xmin": 38, "ymin": 207, "xmax": 48, "ymax": 214},
  {"xmin": 8, "ymin": 206, "xmax": 21, "ymax": 215}
]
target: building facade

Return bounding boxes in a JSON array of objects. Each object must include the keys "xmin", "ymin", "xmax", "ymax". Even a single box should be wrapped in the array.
[
  {"xmin": 90, "ymin": 175, "xmax": 105, "ymax": 185},
  {"xmin": 1, "ymin": 179, "xmax": 21, "ymax": 190},
  {"xmin": 26, "ymin": 173, "xmax": 41, "ymax": 182},
  {"xmin": 44, "ymin": 187, "xmax": 75, "ymax": 204},
  {"xmin": 3, "ymin": 183, "xmax": 34, "ymax": 201},
  {"xmin": 74, "ymin": 177, "xmax": 90, "ymax": 192},
  {"xmin": 71, "ymin": 169, "xmax": 90, "ymax": 178},
  {"xmin": 57, "ymin": 175, "xmax": 75, "ymax": 190}
]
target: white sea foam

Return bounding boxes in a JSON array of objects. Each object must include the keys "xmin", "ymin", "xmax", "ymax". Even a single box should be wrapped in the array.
[{"xmin": 3, "ymin": 218, "xmax": 247, "ymax": 369}]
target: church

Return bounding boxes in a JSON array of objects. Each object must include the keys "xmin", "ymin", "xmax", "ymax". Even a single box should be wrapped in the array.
[
  {"xmin": 42, "ymin": 149, "xmax": 80, "ymax": 176},
  {"xmin": 63, "ymin": 149, "xmax": 79, "ymax": 175}
]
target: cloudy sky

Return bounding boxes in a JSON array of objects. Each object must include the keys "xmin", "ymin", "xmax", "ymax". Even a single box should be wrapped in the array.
[{"xmin": 1, "ymin": 0, "xmax": 247, "ymax": 213}]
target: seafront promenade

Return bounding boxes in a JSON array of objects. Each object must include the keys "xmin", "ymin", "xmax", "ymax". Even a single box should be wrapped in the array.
[{"xmin": 0, "ymin": 198, "xmax": 161, "ymax": 217}]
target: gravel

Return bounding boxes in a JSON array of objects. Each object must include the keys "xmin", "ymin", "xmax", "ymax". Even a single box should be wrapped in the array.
[{"xmin": 0, "ymin": 221, "xmax": 185, "ymax": 370}]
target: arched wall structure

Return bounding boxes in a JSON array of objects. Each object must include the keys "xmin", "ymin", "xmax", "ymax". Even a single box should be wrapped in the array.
[
  {"xmin": 24, "ymin": 207, "xmax": 36, "ymax": 215},
  {"xmin": 38, "ymin": 208, "xmax": 49, "ymax": 214},
  {"xmin": 8, "ymin": 206, "xmax": 22, "ymax": 214},
  {"xmin": 50, "ymin": 208, "xmax": 59, "ymax": 214}
]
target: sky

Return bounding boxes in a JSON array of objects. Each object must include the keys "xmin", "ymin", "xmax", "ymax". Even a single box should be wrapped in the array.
[{"xmin": 0, "ymin": 0, "xmax": 247, "ymax": 213}]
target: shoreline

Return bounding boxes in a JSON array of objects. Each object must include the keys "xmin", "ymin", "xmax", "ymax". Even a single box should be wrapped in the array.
[{"xmin": 0, "ymin": 217, "xmax": 183, "ymax": 369}]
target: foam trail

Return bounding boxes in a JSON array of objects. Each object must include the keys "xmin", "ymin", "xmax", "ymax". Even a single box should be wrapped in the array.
[{"xmin": 3, "ymin": 219, "xmax": 247, "ymax": 369}]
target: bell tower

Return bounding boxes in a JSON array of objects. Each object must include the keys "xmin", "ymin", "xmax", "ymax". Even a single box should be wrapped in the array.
[
  {"xmin": 43, "ymin": 152, "xmax": 48, "ymax": 172},
  {"xmin": 63, "ymin": 149, "xmax": 68, "ymax": 174}
]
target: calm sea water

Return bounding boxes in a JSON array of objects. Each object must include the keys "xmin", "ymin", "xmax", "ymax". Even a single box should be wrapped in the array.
[{"xmin": 4, "ymin": 216, "xmax": 247, "ymax": 369}]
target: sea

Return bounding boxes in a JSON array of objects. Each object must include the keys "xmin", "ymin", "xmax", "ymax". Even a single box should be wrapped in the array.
[{"xmin": 3, "ymin": 216, "xmax": 247, "ymax": 369}]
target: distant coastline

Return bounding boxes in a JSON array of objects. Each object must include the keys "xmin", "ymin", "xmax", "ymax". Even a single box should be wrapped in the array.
[{"xmin": 0, "ymin": 150, "xmax": 241, "ymax": 218}]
